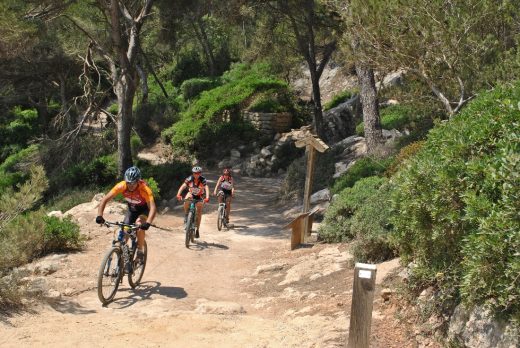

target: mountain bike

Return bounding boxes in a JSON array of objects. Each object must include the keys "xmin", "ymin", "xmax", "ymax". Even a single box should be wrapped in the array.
[
  {"xmin": 216, "ymin": 192, "xmax": 229, "ymax": 231},
  {"xmin": 97, "ymin": 221, "xmax": 147, "ymax": 305},
  {"xmin": 184, "ymin": 198, "xmax": 204, "ymax": 248}
]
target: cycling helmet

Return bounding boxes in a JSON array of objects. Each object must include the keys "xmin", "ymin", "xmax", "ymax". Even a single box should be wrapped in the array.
[
  {"xmin": 124, "ymin": 166, "xmax": 141, "ymax": 183},
  {"xmin": 192, "ymin": 166, "xmax": 202, "ymax": 173}
]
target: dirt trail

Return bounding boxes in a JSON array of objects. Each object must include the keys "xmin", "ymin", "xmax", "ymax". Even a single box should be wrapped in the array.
[{"xmin": 0, "ymin": 173, "xmax": 414, "ymax": 348}]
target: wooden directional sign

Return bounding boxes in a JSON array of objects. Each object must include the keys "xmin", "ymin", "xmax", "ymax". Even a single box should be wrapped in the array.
[{"xmin": 293, "ymin": 133, "xmax": 329, "ymax": 245}]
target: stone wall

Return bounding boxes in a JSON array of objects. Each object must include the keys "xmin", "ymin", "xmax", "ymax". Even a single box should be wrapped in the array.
[{"xmin": 242, "ymin": 111, "xmax": 292, "ymax": 135}]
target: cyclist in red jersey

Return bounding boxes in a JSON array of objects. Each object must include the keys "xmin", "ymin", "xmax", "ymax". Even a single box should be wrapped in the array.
[
  {"xmin": 176, "ymin": 166, "xmax": 210, "ymax": 238},
  {"xmin": 213, "ymin": 168, "xmax": 235, "ymax": 223},
  {"xmin": 96, "ymin": 166, "xmax": 156, "ymax": 262}
]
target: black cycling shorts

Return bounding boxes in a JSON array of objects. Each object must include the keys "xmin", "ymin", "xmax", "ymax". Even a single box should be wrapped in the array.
[{"xmin": 124, "ymin": 204, "xmax": 149, "ymax": 224}]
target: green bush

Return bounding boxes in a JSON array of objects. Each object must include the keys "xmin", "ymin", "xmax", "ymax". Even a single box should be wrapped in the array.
[
  {"xmin": 42, "ymin": 216, "xmax": 82, "ymax": 253},
  {"xmin": 0, "ymin": 144, "xmax": 40, "ymax": 191},
  {"xmin": 331, "ymin": 157, "xmax": 393, "ymax": 194},
  {"xmin": 165, "ymin": 63, "xmax": 287, "ymax": 158},
  {"xmin": 131, "ymin": 134, "xmax": 144, "ymax": 158},
  {"xmin": 319, "ymin": 176, "xmax": 388, "ymax": 242},
  {"xmin": 248, "ymin": 89, "xmax": 292, "ymax": 113},
  {"xmin": 61, "ymin": 154, "xmax": 118, "ymax": 188},
  {"xmin": 349, "ymin": 181, "xmax": 397, "ymax": 262},
  {"xmin": 136, "ymin": 159, "xmax": 191, "ymax": 199},
  {"xmin": 356, "ymin": 104, "xmax": 413, "ymax": 135},
  {"xmin": 46, "ymin": 187, "xmax": 99, "ymax": 213},
  {"xmin": 0, "ymin": 107, "xmax": 39, "ymax": 163},
  {"xmin": 181, "ymin": 77, "xmax": 221, "ymax": 100},
  {"xmin": 323, "ymin": 90, "xmax": 356, "ymax": 111},
  {"xmin": 391, "ymin": 82, "xmax": 520, "ymax": 320}
]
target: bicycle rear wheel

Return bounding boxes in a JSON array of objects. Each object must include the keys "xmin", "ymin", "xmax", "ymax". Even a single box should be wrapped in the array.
[
  {"xmin": 128, "ymin": 240, "xmax": 147, "ymax": 288},
  {"xmin": 185, "ymin": 211, "xmax": 194, "ymax": 248},
  {"xmin": 217, "ymin": 205, "xmax": 224, "ymax": 231},
  {"xmin": 97, "ymin": 247, "xmax": 123, "ymax": 305}
]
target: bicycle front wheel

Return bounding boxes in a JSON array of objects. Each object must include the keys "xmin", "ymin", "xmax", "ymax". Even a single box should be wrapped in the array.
[
  {"xmin": 97, "ymin": 247, "xmax": 123, "ymax": 305},
  {"xmin": 217, "ymin": 205, "xmax": 224, "ymax": 231},
  {"xmin": 128, "ymin": 240, "xmax": 147, "ymax": 288},
  {"xmin": 185, "ymin": 211, "xmax": 194, "ymax": 248}
]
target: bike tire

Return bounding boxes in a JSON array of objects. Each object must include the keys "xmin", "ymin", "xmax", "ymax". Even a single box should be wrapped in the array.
[
  {"xmin": 185, "ymin": 211, "xmax": 194, "ymax": 248},
  {"xmin": 128, "ymin": 240, "xmax": 147, "ymax": 288},
  {"xmin": 97, "ymin": 247, "xmax": 123, "ymax": 305},
  {"xmin": 217, "ymin": 205, "xmax": 223, "ymax": 231}
]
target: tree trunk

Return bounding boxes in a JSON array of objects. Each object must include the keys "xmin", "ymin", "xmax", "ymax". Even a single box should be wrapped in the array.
[
  {"xmin": 136, "ymin": 63, "xmax": 148, "ymax": 104},
  {"xmin": 115, "ymin": 73, "xmax": 136, "ymax": 176},
  {"xmin": 309, "ymin": 66, "xmax": 325, "ymax": 139},
  {"xmin": 193, "ymin": 19, "xmax": 216, "ymax": 76},
  {"xmin": 356, "ymin": 64, "xmax": 383, "ymax": 153}
]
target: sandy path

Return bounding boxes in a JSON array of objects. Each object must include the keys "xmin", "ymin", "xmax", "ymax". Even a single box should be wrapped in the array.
[{"xmin": 0, "ymin": 175, "xmax": 338, "ymax": 347}]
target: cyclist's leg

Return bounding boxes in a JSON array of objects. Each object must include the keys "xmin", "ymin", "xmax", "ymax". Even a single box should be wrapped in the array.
[
  {"xmin": 217, "ymin": 191, "xmax": 224, "ymax": 204},
  {"xmin": 135, "ymin": 208, "xmax": 149, "ymax": 252},
  {"xmin": 225, "ymin": 194, "xmax": 232, "ymax": 222},
  {"xmin": 195, "ymin": 200, "xmax": 203, "ymax": 229}
]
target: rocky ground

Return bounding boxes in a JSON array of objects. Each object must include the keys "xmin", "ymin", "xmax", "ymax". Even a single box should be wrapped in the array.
[{"xmin": 0, "ymin": 173, "xmax": 426, "ymax": 347}]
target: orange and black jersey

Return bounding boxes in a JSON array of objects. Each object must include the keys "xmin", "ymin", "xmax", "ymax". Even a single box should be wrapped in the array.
[
  {"xmin": 184, "ymin": 175, "xmax": 207, "ymax": 197},
  {"xmin": 109, "ymin": 180, "xmax": 154, "ymax": 207}
]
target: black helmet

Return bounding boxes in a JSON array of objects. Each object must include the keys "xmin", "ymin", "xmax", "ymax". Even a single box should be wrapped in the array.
[{"xmin": 124, "ymin": 166, "xmax": 141, "ymax": 183}]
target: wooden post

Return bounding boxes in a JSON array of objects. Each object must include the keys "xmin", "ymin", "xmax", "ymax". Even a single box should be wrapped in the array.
[
  {"xmin": 302, "ymin": 145, "xmax": 316, "ymax": 241},
  {"xmin": 295, "ymin": 131, "xmax": 329, "ymax": 244},
  {"xmin": 348, "ymin": 263, "xmax": 377, "ymax": 348}
]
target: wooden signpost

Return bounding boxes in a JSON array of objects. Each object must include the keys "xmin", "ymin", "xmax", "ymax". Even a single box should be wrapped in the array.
[{"xmin": 280, "ymin": 132, "xmax": 330, "ymax": 250}]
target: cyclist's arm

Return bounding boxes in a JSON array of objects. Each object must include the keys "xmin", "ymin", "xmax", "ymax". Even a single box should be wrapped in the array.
[
  {"xmin": 97, "ymin": 190, "xmax": 118, "ymax": 217},
  {"xmin": 146, "ymin": 199, "xmax": 157, "ymax": 224},
  {"xmin": 177, "ymin": 183, "xmax": 187, "ymax": 197},
  {"xmin": 213, "ymin": 177, "xmax": 222, "ymax": 195},
  {"xmin": 205, "ymin": 184, "xmax": 210, "ymax": 199}
]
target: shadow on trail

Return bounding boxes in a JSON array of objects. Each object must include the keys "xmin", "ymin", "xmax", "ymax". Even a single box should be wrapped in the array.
[
  {"xmin": 49, "ymin": 298, "xmax": 97, "ymax": 315},
  {"xmin": 188, "ymin": 240, "xmax": 229, "ymax": 251},
  {"xmin": 0, "ymin": 306, "xmax": 38, "ymax": 326},
  {"xmin": 107, "ymin": 281, "xmax": 187, "ymax": 309}
]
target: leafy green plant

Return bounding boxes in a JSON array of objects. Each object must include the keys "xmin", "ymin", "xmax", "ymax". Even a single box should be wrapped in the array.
[
  {"xmin": 131, "ymin": 134, "xmax": 143, "ymax": 158},
  {"xmin": 331, "ymin": 157, "xmax": 393, "ymax": 194},
  {"xmin": 248, "ymin": 89, "xmax": 291, "ymax": 113},
  {"xmin": 181, "ymin": 77, "xmax": 222, "ymax": 100},
  {"xmin": 391, "ymin": 81, "xmax": 520, "ymax": 320},
  {"xmin": 319, "ymin": 176, "xmax": 387, "ymax": 242},
  {"xmin": 323, "ymin": 90, "xmax": 356, "ymax": 111},
  {"xmin": 42, "ymin": 216, "xmax": 82, "ymax": 253}
]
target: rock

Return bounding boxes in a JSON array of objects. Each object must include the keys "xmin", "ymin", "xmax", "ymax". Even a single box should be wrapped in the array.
[
  {"xmin": 323, "ymin": 96, "xmax": 358, "ymax": 143},
  {"xmin": 310, "ymin": 188, "xmax": 330, "ymax": 204},
  {"xmin": 382, "ymin": 129, "xmax": 403, "ymax": 140},
  {"xmin": 254, "ymin": 263, "xmax": 286, "ymax": 275},
  {"xmin": 332, "ymin": 135, "xmax": 364, "ymax": 150},
  {"xmin": 273, "ymin": 133, "xmax": 281, "ymax": 141},
  {"xmin": 448, "ymin": 304, "xmax": 519, "ymax": 348},
  {"xmin": 45, "ymin": 289, "xmax": 61, "ymax": 300},
  {"xmin": 230, "ymin": 149, "xmax": 241, "ymax": 159},
  {"xmin": 29, "ymin": 260, "xmax": 60, "ymax": 276},
  {"xmin": 195, "ymin": 299, "xmax": 245, "ymax": 315},
  {"xmin": 333, "ymin": 161, "xmax": 349, "ymax": 178},
  {"xmin": 47, "ymin": 211, "xmax": 64, "ymax": 219},
  {"xmin": 381, "ymin": 288, "xmax": 394, "ymax": 301},
  {"xmin": 260, "ymin": 147, "xmax": 272, "ymax": 157},
  {"xmin": 92, "ymin": 193, "xmax": 104, "ymax": 202}
]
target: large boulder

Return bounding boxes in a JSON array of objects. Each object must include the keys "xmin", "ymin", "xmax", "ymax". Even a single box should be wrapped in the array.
[{"xmin": 322, "ymin": 96, "xmax": 359, "ymax": 144}]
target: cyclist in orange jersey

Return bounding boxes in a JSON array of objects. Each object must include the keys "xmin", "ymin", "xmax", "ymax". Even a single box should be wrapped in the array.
[{"xmin": 96, "ymin": 166, "xmax": 156, "ymax": 262}]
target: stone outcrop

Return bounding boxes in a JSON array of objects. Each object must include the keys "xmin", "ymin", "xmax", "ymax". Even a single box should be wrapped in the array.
[{"xmin": 322, "ymin": 95, "xmax": 360, "ymax": 144}]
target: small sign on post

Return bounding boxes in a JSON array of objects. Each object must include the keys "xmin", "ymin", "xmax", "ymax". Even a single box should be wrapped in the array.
[
  {"xmin": 348, "ymin": 263, "xmax": 377, "ymax": 348},
  {"xmin": 295, "ymin": 132, "xmax": 329, "ymax": 242}
]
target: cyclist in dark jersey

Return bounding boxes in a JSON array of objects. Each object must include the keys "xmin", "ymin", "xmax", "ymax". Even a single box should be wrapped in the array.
[
  {"xmin": 176, "ymin": 166, "xmax": 210, "ymax": 238},
  {"xmin": 96, "ymin": 166, "xmax": 156, "ymax": 262},
  {"xmin": 213, "ymin": 168, "xmax": 235, "ymax": 223}
]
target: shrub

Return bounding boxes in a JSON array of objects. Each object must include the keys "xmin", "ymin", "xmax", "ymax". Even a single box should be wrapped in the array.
[
  {"xmin": 248, "ymin": 89, "xmax": 292, "ymax": 113},
  {"xmin": 356, "ymin": 104, "xmax": 414, "ymax": 135},
  {"xmin": 136, "ymin": 159, "xmax": 191, "ymax": 199},
  {"xmin": 181, "ymin": 77, "xmax": 221, "ymax": 100},
  {"xmin": 391, "ymin": 81, "xmax": 520, "ymax": 320},
  {"xmin": 42, "ymin": 216, "xmax": 82, "ymax": 253},
  {"xmin": 319, "ymin": 176, "xmax": 387, "ymax": 242},
  {"xmin": 385, "ymin": 141, "xmax": 425, "ymax": 176},
  {"xmin": 349, "ymin": 181, "xmax": 397, "ymax": 262},
  {"xmin": 323, "ymin": 90, "xmax": 356, "ymax": 111},
  {"xmin": 61, "ymin": 154, "xmax": 118, "ymax": 189},
  {"xmin": 331, "ymin": 157, "xmax": 393, "ymax": 194},
  {"xmin": 131, "ymin": 134, "xmax": 144, "ymax": 158},
  {"xmin": 0, "ymin": 144, "xmax": 40, "ymax": 191},
  {"xmin": 164, "ymin": 63, "xmax": 288, "ymax": 157},
  {"xmin": 45, "ymin": 187, "xmax": 99, "ymax": 213},
  {"xmin": 0, "ymin": 107, "xmax": 39, "ymax": 163}
]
